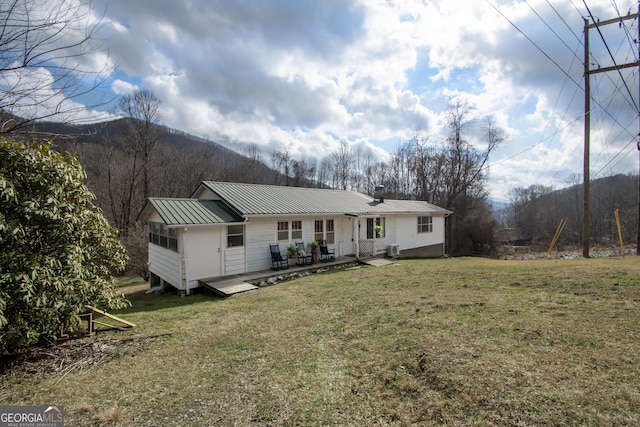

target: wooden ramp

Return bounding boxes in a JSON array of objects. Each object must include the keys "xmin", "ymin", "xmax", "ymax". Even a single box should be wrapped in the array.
[{"xmin": 200, "ymin": 279, "xmax": 258, "ymax": 297}]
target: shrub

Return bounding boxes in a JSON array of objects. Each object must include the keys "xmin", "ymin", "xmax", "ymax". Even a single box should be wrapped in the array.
[{"xmin": 0, "ymin": 140, "xmax": 129, "ymax": 352}]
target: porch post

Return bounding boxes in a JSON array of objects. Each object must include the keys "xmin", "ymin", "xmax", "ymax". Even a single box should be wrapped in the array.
[{"xmin": 354, "ymin": 218, "xmax": 359, "ymax": 259}]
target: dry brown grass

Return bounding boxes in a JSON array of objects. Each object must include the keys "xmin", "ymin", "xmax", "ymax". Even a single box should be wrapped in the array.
[{"xmin": 1, "ymin": 256, "xmax": 639, "ymax": 426}]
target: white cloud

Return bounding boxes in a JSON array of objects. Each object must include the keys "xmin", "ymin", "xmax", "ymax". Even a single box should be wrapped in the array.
[
  {"xmin": 34, "ymin": 0, "xmax": 639, "ymax": 200},
  {"xmin": 111, "ymin": 79, "xmax": 138, "ymax": 95}
]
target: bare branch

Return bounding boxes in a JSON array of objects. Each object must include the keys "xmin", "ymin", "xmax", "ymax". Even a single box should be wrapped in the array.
[{"xmin": 0, "ymin": 0, "xmax": 114, "ymax": 133}]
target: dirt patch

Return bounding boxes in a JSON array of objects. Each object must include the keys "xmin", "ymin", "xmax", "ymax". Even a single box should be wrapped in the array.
[{"xmin": 0, "ymin": 334, "xmax": 170, "ymax": 383}]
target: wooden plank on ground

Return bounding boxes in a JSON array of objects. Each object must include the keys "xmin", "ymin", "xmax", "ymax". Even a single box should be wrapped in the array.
[
  {"xmin": 85, "ymin": 305, "xmax": 136, "ymax": 328},
  {"xmin": 201, "ymin": 280, "xmax": 258, "ymax": 297},
  {"xmin": 362, "ymin": 258, "xmax": 394, "ymax": 267}
]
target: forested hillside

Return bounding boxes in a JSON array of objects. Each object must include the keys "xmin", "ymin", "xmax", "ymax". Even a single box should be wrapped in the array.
[
  {"xmin": 16, "ymin": 116, "xmax": 638, "ymax": 268},
  {"xmin": 496, "ymin": 174, "xmax": 638, "ymax": 250},
  {"xmin": 11, "ymin": 119, "xmax": 276, "ymax": 276}
]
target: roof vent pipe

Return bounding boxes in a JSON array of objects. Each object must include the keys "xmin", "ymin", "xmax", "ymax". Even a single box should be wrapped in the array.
[{"xmin": 374, "ymin": 185, "xmax": 384, "ymax": 203}]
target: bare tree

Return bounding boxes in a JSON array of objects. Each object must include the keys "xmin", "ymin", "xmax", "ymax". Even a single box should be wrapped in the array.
[
  {"xmin": 291, "ymin": 158, "xmax": 316, "ymax": 187},
  {"xmin": 115, "ymin": 89, "xmax": 161, "ymax": 199},
  {"xmin": 317, "ymin": 156, "xmax": 333, "ymax": 188},
  {"xmin": 271, "ymin": 144, "xmax": 293, "ymax": 185},
  {"xmin": 508, "ymin": 184, "xmax": 554, "ymax": 243},
  {"xmin": 388, "ymin": 141, "xmax": 413, "ymax": 198},
  {"xmin": 438, "ymin": 100, "xmax": 504, "ymax": 253},
  {"xmin": 332, "ymin": 140, "xmax": 353, "ymax": 190},
  {"xmin": 240, "ymin": 142, "xmax": 267, "ymax": 183},
  {"xmin": 106, "ymin": 89, "xmax": 161, "ymax": 235},
  {"xmin": 0, "ymin": 0, "xmax": 112, "ymax": 133}
]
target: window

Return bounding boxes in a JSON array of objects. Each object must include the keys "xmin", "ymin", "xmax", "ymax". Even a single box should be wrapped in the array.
[
  {"xmin": 314, "ymin": 219, "xmax": 335, "ymax": 243},
  {"xmin": 314, "ymin": 220, "xmax": 324, "ymax": 242},
  {"xmin": 292, "ymin": 220, "xmax": 302, "ymax": 240},
  {"xmin": 227, "ymin": 224, "xmax": 244, "ymax": 247},
  {"xmin": 325, "ymin": 219, "xmax": 335, "ymax": 244},
  {"xmin": 277, "ymin": 221, "xmax": 289, "ymax": 241},
  {"xmin": 168, "ymin": 228, "xmax": 178, "ymax": 251},
  {"xmin": 277, "ymin": 220, "xmax": 302, "ymax": 241},
  {"xmin": 366, "ymin": 217, "xmax": 385, "ymax": 238},
  {"xmin": 418, "ymin": 216, "xmax": 433, "ymax": 233},
  {"xmin": 149, "ymin": 222, "xmax": 178, "ymax": 252}
]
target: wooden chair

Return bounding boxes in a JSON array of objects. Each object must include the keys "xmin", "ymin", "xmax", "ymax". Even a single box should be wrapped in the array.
[
  {"xmin": 295, "ymin": 242, "xmax": 313, "ymax": 265},
  {"xmin": 270, "ymin": 244, "xmax": 289, "ymax": 270},
  {"xmin": 319, "ymin": 239, "xmax": 335, "ymax": 261}
]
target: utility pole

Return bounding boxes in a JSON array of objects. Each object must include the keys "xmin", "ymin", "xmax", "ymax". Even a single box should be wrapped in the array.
[
  {"xmin": 637, "ymin": 3, "xmax": 640, "ymax": 255},
  {"xmin": 584, "ymin": 18, "xmax": 590, "ymax": 258},
  {"xmin": 583, "ymin": 11, "xmax": 640, "ymax": 258}
]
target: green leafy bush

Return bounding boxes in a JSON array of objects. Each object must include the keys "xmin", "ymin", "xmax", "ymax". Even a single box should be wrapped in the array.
[{"xmin": 0, "ymin": 140, "xmax": 129, "ymax": 352}]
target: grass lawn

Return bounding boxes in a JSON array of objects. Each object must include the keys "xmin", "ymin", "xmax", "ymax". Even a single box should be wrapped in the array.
[{"xmin": 1, "ymin": 257, "xmax": 639, "ymax": 426}]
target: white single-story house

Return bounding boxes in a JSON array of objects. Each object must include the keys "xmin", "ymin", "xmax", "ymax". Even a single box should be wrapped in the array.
[{"xmin": 138, "ymin": 181, "xmax": 452, "ymax": 294}]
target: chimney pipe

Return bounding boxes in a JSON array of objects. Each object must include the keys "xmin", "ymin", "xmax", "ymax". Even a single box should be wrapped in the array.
[{"xmin": 374, "ymin": 185, "xmax": 384, "ymax": 203}]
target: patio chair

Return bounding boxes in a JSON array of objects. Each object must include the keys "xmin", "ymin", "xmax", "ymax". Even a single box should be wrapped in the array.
[
  {"xmin": 295, "ymin": 242, "xmax": 313, "ymax": 265},
  {"xmin": 270, "ymin": 244, "xmax": 289, "ymax": 270},
  {"xmin": 319, "ymin": 239, "xmax": 335, "ymax": 261}
]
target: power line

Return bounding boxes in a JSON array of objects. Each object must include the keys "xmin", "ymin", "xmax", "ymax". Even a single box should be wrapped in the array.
[
  {"xmin": 546, "ymin": 0, "xmax": 584, "ymax": 46},
  {"xmin": 592, "ymin": 135, "xmax": 638, "ymax": 177},
  {"xmin": 583, "ymin": 0, "xmax": 640, "ymax": 113},
  {"xmin": 524, "ymin": 0, "xmax": 583, "ymax": 62},
  {"xmin": 486, "ymin": 1, "xmax": 585, "ymax": 91},
  {"xmin": 487, "ymin": 1, "xmax": 637, "ymax": 157},
  {"xmin": 487, "ymin": 0, "xmax": 635, "ymax": 134}
]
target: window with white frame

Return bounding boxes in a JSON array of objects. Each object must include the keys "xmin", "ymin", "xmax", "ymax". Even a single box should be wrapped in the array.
[
  {"xmin": 277, "ymin": 221, "xmax": 289, "ymax": 241},
  {"xmin": 314, "ymin": 219, "xmax": 335, "ymax": 243},
  {"xmin": 291, "ymin": 220, "xmax": 302, "ymax": 240},
  {"xmin": 325, "ymin": 219, "xmax": 335, "ymax": 244},
  {"xmin": 149, "ymin": 222, "xmax": 178, "ymax": 252},
  {"xmin": 314, "ymin": 220, "xmax": 323, "ymax": 242},
  {"xmin": 277, "ymin": 220, "xmax": 303, "ymax": 241},
  {"xmin": 366, "ymin": 217, "xmax": 385, "ymax": 239},
  {"xmin": 227, "ymin": 224, "xmax": 244, "ymax": 247},
  {"xmin": 418, "ymin": 216, "xmax": 433, "ymax": 233}
]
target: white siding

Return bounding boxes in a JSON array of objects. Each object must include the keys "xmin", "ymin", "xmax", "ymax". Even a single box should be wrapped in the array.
[
  {"xmin": 225, "ymin": 247, "xmax": 246, "ymax": 275},
  {"xmin": 192, "ymin": 186, "xmax": 219, "ymax": 200},
  {"xmin": 243, "ymin": 216, "xmax": 351, "ymax": 273},
  {"xmin": 245, "ymin": 218, "xmax": 277, "ymax": 272},
  {"xmin": 373, "ymin": 216, "xmax": 396, "ymax": 255},
  {"xmin": 395, "ymin": 214, "xmax": 446, "ymax": 250},
  {"xmin": 182, "ymin": 225, "xmax": 223, "ymax": 289},
  {"xmin": 148, "ymin": 244, "xmax": 182, "ymax": 289}
]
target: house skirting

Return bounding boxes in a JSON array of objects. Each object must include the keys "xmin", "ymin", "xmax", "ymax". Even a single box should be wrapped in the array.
[{"xmin": 398, "ymin": 243, "xmax": 446, "ymax": 259}]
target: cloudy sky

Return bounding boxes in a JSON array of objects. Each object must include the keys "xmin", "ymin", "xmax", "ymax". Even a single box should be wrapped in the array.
[{"xmin": 21, "ymin": 0, "xmax": 640, "ymax": 201}]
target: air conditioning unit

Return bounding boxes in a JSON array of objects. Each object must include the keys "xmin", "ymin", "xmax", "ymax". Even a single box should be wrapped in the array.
[{"xmin": 387, "ymin": 244, "xmax": 400, "ymax": 258}]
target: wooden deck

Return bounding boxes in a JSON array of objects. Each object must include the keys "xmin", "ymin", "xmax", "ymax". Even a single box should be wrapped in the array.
[{"xmin": 199, "ymin": 256, "xmax": 358, "ymax": 297}]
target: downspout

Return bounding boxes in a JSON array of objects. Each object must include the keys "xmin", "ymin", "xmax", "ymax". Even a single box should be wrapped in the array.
[{"xmin": 181, "ymin": 227, "xmax": 189, "ymax": 295}]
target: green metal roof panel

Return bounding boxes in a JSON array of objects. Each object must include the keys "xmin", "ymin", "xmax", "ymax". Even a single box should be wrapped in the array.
[
  {"xmin": 200, "ymin": 182, "xmax": 451, "ymax": 216},
  {"xmin": 148, "ymin": 198, "xmax": 242, "ymax": 225}
]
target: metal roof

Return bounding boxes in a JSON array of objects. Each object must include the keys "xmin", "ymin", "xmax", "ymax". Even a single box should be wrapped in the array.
[
  {"xmin": 146, "ymin": 198, "xmax": 243, "ymax": 226},
  {"xmin": 199, "ymin": 181, "xmax": 451, "ymax": 217}
]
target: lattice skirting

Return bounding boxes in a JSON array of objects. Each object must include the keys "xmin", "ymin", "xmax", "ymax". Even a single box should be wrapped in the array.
[{"xmin": 359, "ymin": 239, "xmax": 375, "ymax": 258}]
